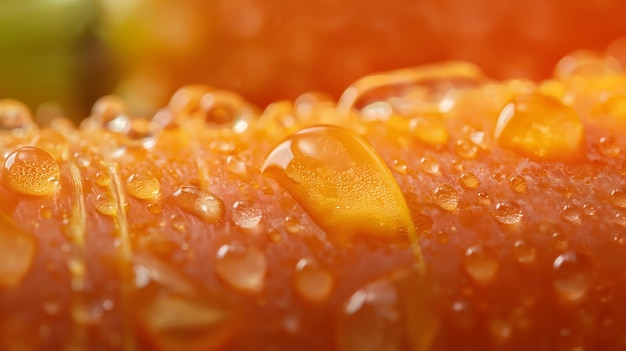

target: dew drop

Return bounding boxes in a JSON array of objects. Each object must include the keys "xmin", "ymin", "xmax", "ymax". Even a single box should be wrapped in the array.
[
  {"xmin": 509, "ymin": 176, "xmax": 527, "ymax": 193},
  {"xmin": 597, "ymin": 137, "xmax": 620, "ymax": 157},
  {"xmin": 126, "ymin": 172, "xmax": 161, "ymax": 200},
  {"xmin": 561, "ymin": 205, "xmax": 583, "ymax": 225},
  {"xmin": 95, "ymin": 195, "xmax": 116, "ymax": 216},
  {"xmin": 477, "ymin": 192, "xmax": 491, "ymax": 205},
  {"xmin": 0, "ymin": 215, "xmax": 36, "ymax": 286},
  {"xmin": 284, "ymin": 216, "xmax": 301, "ymax": 234},
  {"xmin": 610, "ymin": 188, "xmax": 626, "ymax": 208},
  {"xmin": 215, "ymin": 244, "xmax": 266, "ymax": 294},
  {"xmin": 432, "ymin": 184, "xmax": 459, "ymax": 211},
  {"xmin": 494, "ymin": 202, "xmax": 523, "ymax": 224},
  {"xmin": 494, "ymin": 94, "xmax": 583, "ymax": 160},
  {"xmin": 336, "ymin": 279, "xmax": 403, "ymax": 351},
  {"xmin": 463, "ymin": 245, "xmax": 499, "ymax": 284},
  {"xmin": 137, "ymin": 294, "xmax": 238, "ymax": 351},
  {"xmin": 173, "ymin": 186, "xmax": 225, "ymax": 224},
  {"xmin": 0, "ymin": 99, "xmax": 36, "ymax": 135},
  {"xmin": 454, "ymin": 139, "xmax": 478, "ymax": 159},
  {"xmin": 513, "ymin": 240, "xmax": 537, "ymax": 264},
  {"xmin": 2, "ymin": 146, "xmax": 60, "ymax": 196},
  {"xmin": 553, "ymin": 251, "xmax": 593, "ymax": 302},
  {"xmin": 262, "ymin": 125, "xmax": 418, "ymax": 247},
  {"xmin": 292, "ymin": 259, "xmax": 334, "ymax": 303},
  {"xmin": 459, "ymin": 172, "xmax": 479, "ymax": 189},
  {"xmin": 391, "ymin": 159, "xmax": 408, "ymax": 175},
  {"xmin": 91, "ymin": 95, "xmax": 131, "ymax": 134},
  {"xmin": 200, "ymin": 90, "xmax": 251, "ymax": 125},
  {"xmin": 225, "ymin": 156, "xmax": 247, "ymax": 176},
  {"xmin": 419, "ymin": 155, "xmax": 440, "ymax": 175},
  {"xmin": 127, "ymin": 119, "xmax": 159, "ymax": 150},
  {"xmin": 231, "ymin": 201, "xmax": 262, "ymax": 229}
]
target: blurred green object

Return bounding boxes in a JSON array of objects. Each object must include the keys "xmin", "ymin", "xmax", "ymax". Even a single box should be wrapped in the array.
[{"xmin": 0, "ymin": 0, "xmax": 116, "ymax": 122}]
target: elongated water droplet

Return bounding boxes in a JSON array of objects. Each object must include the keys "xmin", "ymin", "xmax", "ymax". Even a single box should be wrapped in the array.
[
  {"xmin": 494, "ymin": 202, "xmax": 523, "ymax": 224},
  {"xmin": 262, "ymin": 125, "xmax": 418, "ymax": 248},
  {"xmin": 459, "ymin": 172, "xmax": 479, "ymax": 189},
  {"xmin": 231, "ymin": 201, "xmax": 262, "ymax": 229},
  {"xmin": 173, "ymin": 186, "xmax": 225, "ymax": 224},
  {"xmin": 2, "ymin": 146, "xmax": 60, "ymax": 196},
  {"xmin": 215, "ymin": 244, "xmax": 266, "ymax": 294},
  {"xmin": 126, "ymin": 172, "xmax": 161, "ymax": 200}
]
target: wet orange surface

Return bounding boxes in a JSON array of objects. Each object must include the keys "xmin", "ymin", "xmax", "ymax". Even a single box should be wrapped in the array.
[{"xmin": 1, "ymin": 48, "xmax": 626, "ymax": 349}]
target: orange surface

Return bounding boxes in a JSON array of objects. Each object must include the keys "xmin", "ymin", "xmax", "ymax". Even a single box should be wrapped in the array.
[{"xmin": 1, "ymin": 50, "xmax": 626, "ymax": 349}]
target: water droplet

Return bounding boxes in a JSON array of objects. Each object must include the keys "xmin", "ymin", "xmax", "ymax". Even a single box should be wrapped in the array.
[
  {"xmin": 225, "ymin": 156, "xmax": 247, "ymax": 176},
  {"xmin": 477, "ymin": 192, "xmax": 491, "ymax": 205},
  {"xmin": 215, "ymin": 244, "xmax": 266, "ymax": 294},
  {"xmin": 410, "ymin": 117, "xmax": 450, "ymax": 146},
  {"xmin": 262, "ymin": 125, "xmax": 418, "ymax": 247},
  {"xmin": 597, "ymin": 137, "xmax": 620, "ymax": 157},
  {"xmin": 231, "ymin": 201, "xmax": 262, "ymax": 229},
  {"xmin": 147, "ymin": 202, "xmax": 162, "ymax": 215},
  {"xmin": 391, "ymin": 159, "xmax": 408, "ymax": 175},
  {"xmin": 583, "ymin": 204, "xmax": 597, "ymax": 216},
  {"xmin": 454, "ymin": 139, "xmax": 478, "ymax": 159},
  {"xmin": 459, "ymin": 172, "xmax": 479, "ymax": 189},
  {"xmin": 610, "ymin": 188, "xmax": 626, "ymax": 208},
  {"xmin": 513, "ymin": 240, "xmax": 537, "ymax": 264},
  {"xmin": 561, "ymin": 205, "xmax": 583, "ymax": 225},
  {"xmin": 90, "ymin": 95, "xmax": 131, "ymax": 134},
  {"xmin": 284, "ymin": 216, "xmax": 301, "ymax": 234},
  {"xmin": 336, "ymin": 279, "xmax": 403, "ymax": 351},
  {"xmin": 127, "ymin": 119, "xmax": 159, "ymax": 150},
  {"xmin": 553, "ymin": 251, "xmax": 593, "ymax": 302},
  {"xmin": 201, "ymin": 90, "xmax": 252, "ymax": 126},
  {"xmin": 494, "ymin": 202, "xmax": 523, "ymax": 224},
  {"xmin": 137, "ymin": 294, "xmax": 239, "ymax": 351},
  {"xmin": 0, "ymin": 215, "xmax": 36, "ymax": 286},
  {"xmin": 419, "ymin": 155, "xmax": 440, "ymax": 175},
  {"xmin": 0, "ymin": 99, "xmax": 36, "ymax": 135},
  {"xmin": 509, "ymin": 176, "xmax": 527, "ymax": 193},
  {"xmin": 126, "ymin": 172, "xmax": 161, "ymax": 200},
  {"xmin": 494, "ymin": 94, "xmax": 583, "ymax": 160},
  {"xmin": 464, "ymin": 245, "xmax": 499, "ymax": 284},
  {"xmin": 555, "ymin": 51, "xmax": 622, "ymax": 78},
  {"xmin": 95, "ymin": 194, "xmax": 116, "ymax": 216},
  {"xmin": 552, "ymin": 231, "xmax": 569, "ymax": 250},
  {"xmin": 168, "ymin": 84, "xmax": 212, "ymax": 116},
  {"xmin": 173, "ymin": 186, "xmax": 225, "ymax": 224},
  {"xmin": 95, "ymin": 172, "xmax": 111, "ymax": 187},
  {"xmin": 432, "ymin": 184, "xmax": 459, "ymax": 211},
  {"xmin": 2, "ymin": 146, "xmax": 60, "ymax": 196},
  {"xmin": 292, "ymin": 259, "xmax": 334, "ymax": 303}
]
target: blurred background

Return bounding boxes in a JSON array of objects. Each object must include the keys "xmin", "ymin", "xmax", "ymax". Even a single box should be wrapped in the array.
[{"xmin": 1, "ymin": 0, "xmax": 626, "ymax": 121}]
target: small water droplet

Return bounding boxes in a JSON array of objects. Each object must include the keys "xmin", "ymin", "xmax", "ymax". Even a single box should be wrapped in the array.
[
  {"xmin": 391, "ymin": 158, "xmax": 408, "ymax": 174},
  {"xmin": 292, "ymin": 259, "xmax": 334, "ymax": 303},
  {"xmin": 509, "ymin": 176, "xmax": 527, "ymax": 193},
  {"xmin": 553, "ymin": 251, "xmax": 593, "ymax": 302},
  {"xmin": 610, "ymin": 188, "xmax": 626, "ymax": 208},
  {"xmin": 232, "ymin": 201, "xmax": 262, "ymax": 229},
  {"xmin": 582, "ymin": 204, "xmax": 597, "ymax": 216},
  {"xmin": 173, "ymin": 186, "xmax": 225, "ymax": 224},
  {"xmin": 95, "ymin": 172, "xmax": 111, "ymax": 187},
  {"xmin": 0, "ymin": 99, "xmax": 36, "ymax": 135},
  {"xmin": 561, "ymin": 205, "xmax": 583, "ymax": 224},
  {"xmin": 598, "ymin": 137, "xmax": 620, "ymax": 157},
  {"xmin": 2, "ymin": 146, "xmax": 60, "ymax": 196},
  {"xmin": 215, "ymin": 244, "xmax": 266, "ymax": 294},
  {"xmin": 464, "ymin": 245, "xmax": 499, "ymax": 284},
  {"xmin": 126, "ymin": 172, "xmax": 161, "ymax": 200},
  {"xmin": 459, "ymin": 172, "xmax": 479, "ymax": 189},
  {"xmin": 552, "ymin": 231, "xmax": 569, "ymax": 250},
  {"xmin": 494, "ymin": 202, "xmax": 523, "ymax": 224},
  {"xmin": 454, "ymin": 139, "xmax": 478, "ymax": 159},
  {"xmin": 477, "ymin": 192, "xmax": 491, "ymax": 205},
  {"xmin": 513, "ymin": 240, "xmax": 537, "ymax": 264},
  {"xmin": 433, "ymin": 184, "xmax": 459, "ymax": 211},
  {"xmin": 225, "ymin": 156, "xmax": 247, "ymax": 176},
  {"xmin": 284, "ymin": 216, "xmax": 301, "ymax": 234},
  {"xmin": 419, "ymin": 155, "xmax": 440, "ymax": 174},
  {"xmin": 91, "ymin": 95, "xmax": 131, "ymax": 134},
  {"xmin": 95, "ymin": 195, "xmax": 116, "ymax": 216}
]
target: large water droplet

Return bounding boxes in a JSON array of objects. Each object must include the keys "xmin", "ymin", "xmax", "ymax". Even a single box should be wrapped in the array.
[
  {"xmin": 262, "ymin": 125, "xmax": 418, "ymax": 249},
  {"xmin": 553, "ymin": 251, "xmax": 593, "ymax": 302},
  {"xmin": 494, "ymin": 94, "xmax": 583, "ymax": 160},
  {"xmin": 215, "ymin": 244, "xmax": 266, "ymax": 294},
  {"xmin": 2, "ymin": 146, "xmax": 60, "ymax": 196},
  {"xmin": 173, "ymin": 186, "xmax": 225, "ymax": 224},
  {"xmin": 292, "ymin": 259, "xmax": 334, "ymax": 303}
]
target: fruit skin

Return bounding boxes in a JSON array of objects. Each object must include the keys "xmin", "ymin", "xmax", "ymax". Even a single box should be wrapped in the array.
[{"xmin": 2, "ymin": 55, "xmax": 626, "ymax": 350}]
